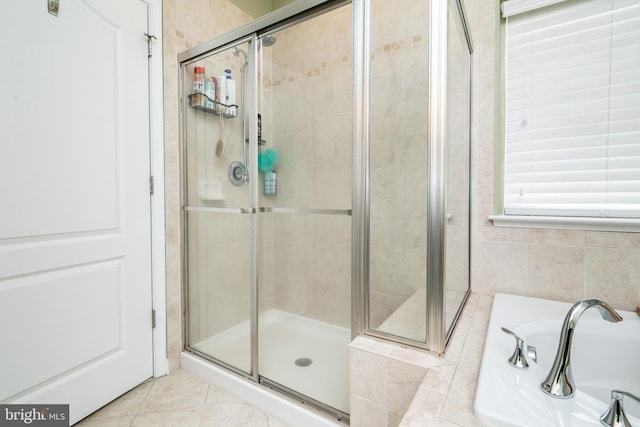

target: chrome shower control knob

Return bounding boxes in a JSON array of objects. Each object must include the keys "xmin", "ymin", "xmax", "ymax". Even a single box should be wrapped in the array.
[{"xmin": 501, "ymin": 326, "xmax": 530, "ymax": 369}]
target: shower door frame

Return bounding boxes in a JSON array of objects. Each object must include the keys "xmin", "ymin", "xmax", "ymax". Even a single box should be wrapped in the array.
[
  {"xmin": 179, "ymin": 0, "xmax": 474, "ymax": 419},
  {"xmin": 179, "ymin": 0, "xmax": 353, "ymax": 421},
  {"xmin": 354, "ymin": 0, "xmax": 474, "ymax": 354}
]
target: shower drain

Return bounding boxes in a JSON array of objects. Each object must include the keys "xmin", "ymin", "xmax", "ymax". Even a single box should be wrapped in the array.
[{"xmin": 294, "ymin": 357, "xmax": 313, "ymax": 367}]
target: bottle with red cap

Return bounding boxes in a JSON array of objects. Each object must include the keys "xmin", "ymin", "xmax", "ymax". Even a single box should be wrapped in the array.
[
  {"xmin": 191, "ymin": 66, "xmax": 206, "ymax": 107},
  {"xmin": 193, "ymin": 66, "xmax": 205, "ymax": 94}
]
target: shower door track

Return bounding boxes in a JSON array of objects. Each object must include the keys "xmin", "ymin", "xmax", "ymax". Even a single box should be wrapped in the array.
[
  {"xmin": 260, "ymin": 377, "xmax": 350, "ymax": 424},
  {"xmin": 185, "ymin": 345, "xmax": 351, "ymax": 424}
]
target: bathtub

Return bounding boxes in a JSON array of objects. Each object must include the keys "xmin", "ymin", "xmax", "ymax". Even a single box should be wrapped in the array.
[{"xmin": 474, "ymin": 293, "xmax": 640, "ymax": 427}]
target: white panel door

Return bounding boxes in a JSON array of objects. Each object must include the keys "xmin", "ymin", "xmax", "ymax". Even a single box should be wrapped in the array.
[{"xmin": 0, "ymin": 0, "xmax": 153, "ymax": 424}]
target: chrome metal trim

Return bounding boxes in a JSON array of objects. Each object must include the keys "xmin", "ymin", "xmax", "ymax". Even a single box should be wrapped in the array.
[
  {"xmin": 178, "ymin": 0, "xmax": 349, "ymax": 64},
  {"xmin": 259, "ymin": 207, "xmax": 352, "ymax": 216},
  {"xmin": 444, "ymin": 288, "xmax": 470, "ymax": 345},
  {"xmin": 248, "ymin": 36, "xmax": 259, "ymax": 382},
  {"xmin": 365, "ymin": 329, "xmax": 429, "ymax": 349},
  {"xmin": 444, "ymin": 0, "xmax": 474, "ymax": 345},
  {"xmin": 426, "ymin": 0, "xmax": 448, "ymax": 354},
  {"xmin": 260, "ymin": 377, "xmax": 350, "ymax": 423},
  {"xmin": 455, "ymin": 0, "xmax": 474, "ymax": 53},
  {"xmin": 352, "ymin": 0, "xmax": 368, "ymax": 340},
  {"xmin": 186, "ymin": 347, "xmax": 255, "ymax": 380},
  {"xmin": 179, "ymin": 54, "xmax": 190, "ymax": 360},
  {"xmin": 183, "ymin": 206, "xmax": 255, "ymax": 214}
]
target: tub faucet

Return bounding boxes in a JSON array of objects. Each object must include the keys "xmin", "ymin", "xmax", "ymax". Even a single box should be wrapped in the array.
[
  {"xmin": 540, "ymin": 298, "xmax": 623, "ymax": 399},
  {"xmin": 600, "ymin": 390, "xmax": 640, "ymax": 427}
]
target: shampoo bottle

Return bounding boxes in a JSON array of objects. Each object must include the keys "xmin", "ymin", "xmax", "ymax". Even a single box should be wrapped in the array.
[
  {"xmin": 204, "ymin": 78, "xmax": 215, "ymax": 109},
  {"xmin": 214, "ymin": 74, "xmax": 226, "ymax": 114},
  {"xmin": 225, "ymin": 69, "xmax": 237, "ymax": 117}
]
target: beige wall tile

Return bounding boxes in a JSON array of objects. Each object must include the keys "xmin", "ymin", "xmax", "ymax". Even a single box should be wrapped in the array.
[
  {"xmin": 472, "ymin": 240, "xmax": 526, "ymax": 296},
  {"xmin": 585, "ymin": 248, "xmax": 640, "ymax": 311},
  {"xmin": 401, "ymin": 390, "xmax": 446, "ymax": 424},
  {"xmin": 526, "ymin": 229, "xmax": 586, "ymax": 246},
  {"xmin": 525, "ymin": 244, "xmax": 585, "ymax": 303},
  {"xmin": 350, "ymin": 348, "xmax": 386, "ymax": 404},
  {"xmin": 586, "ymin": 231, "xmax": 640, "ymax": 250},
  {"xmin": 351, "ymin": 335, "xmax": 396, "ymax": 356},
  {"xmin": 385, "ymin": 359, "xmax": 427, "ymax": 413},
  {"xmin": 387, "ymin": 409, "xmax": 405, "ymax": 427},
  {"xmin": 350, "ymin": 395, "xmax": 387, "ymax": 427},
  {"xmin": 421, "ymin": 364, "xmax": 456, "ymax": 396}
]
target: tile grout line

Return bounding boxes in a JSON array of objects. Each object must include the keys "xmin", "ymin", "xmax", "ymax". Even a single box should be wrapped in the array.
[{"xmin": 130, "ymin": 376, "xmax": 157, "ymax": 426}]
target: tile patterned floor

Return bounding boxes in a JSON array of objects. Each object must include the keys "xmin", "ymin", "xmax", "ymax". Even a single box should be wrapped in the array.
[{"xmin": 77, "ymin": 369, "xmax": 293, "ymax": 427}]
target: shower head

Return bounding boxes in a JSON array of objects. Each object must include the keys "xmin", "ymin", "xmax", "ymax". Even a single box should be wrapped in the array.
[
  {"xmin": 232, "ymin": 46, "xmax": 248, "ymax": 62},
  {"xmin": 262, "ymin": 35, "xmax": 277, "ymax": 47}
]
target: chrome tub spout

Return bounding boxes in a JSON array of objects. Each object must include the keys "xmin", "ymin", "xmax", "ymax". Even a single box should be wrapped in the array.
[{"xmin": 540, "ymin": 298, "xmax": 623, "ymax": 399}]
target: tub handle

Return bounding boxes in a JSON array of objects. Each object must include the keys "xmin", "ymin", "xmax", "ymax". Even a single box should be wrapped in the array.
[
  {"xmin": 600, "ymin": 390, "xmax": 640, "ymax": 427},
  {"xmin": 501, "ymin": 327, "xmax": 534, "ymax": 369}
]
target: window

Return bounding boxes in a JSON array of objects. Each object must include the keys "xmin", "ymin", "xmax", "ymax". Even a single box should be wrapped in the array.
[{"xmin": 496, "ymin": 0, "xmax": 640, "ymax": 230}]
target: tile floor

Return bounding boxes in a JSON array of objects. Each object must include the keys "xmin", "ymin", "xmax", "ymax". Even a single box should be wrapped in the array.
[{"xmin": 77, "ymin": 369, "xmax": 293, "ymax": 427}]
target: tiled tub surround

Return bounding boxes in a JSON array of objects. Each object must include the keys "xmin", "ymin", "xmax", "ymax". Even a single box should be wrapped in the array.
[{"xmin": 350, "ymin": 293, "xmax": 492, "ymax": 427}]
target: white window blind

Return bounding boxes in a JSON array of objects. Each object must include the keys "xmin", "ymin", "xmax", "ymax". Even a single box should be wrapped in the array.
[{"xmin": 503, "ymin": 0, "xmax": 640, "ymax": 219}]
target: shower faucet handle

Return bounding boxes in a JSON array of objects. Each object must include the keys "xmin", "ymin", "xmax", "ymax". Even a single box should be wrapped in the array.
[
  {"xmin": 600, "ymin": 390, "xmax": 640, "ymax": 427},
  {"xmin": 501, "ymin": 326, "xmax": 535, "ymax": 369}
]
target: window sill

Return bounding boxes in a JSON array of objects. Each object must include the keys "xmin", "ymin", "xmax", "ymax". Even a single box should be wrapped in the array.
[{"xmin": 488, "ymin": 215, "xmax": 640, "ymax": 233}]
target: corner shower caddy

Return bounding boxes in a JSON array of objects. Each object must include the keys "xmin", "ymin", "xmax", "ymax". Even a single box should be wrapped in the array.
[
  {"xmin": 188, "ymin": 92, "xmax": 267, "ymax": 146},
  {"xmin": 188, "ymin": 92, "xmax": 238, "ymax": 118}
]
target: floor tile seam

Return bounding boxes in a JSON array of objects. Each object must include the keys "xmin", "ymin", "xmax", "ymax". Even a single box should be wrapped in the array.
[
  {"xmin": 133, "ymin": 378, "xmax": 156, "ymax": 418},
  {"xmin": 130, "ymin": 405, "xmax": 206, "ymax": 425},
  {"xmin": 134, "ymin": 377, "xmax": 157, "ymax": 418}
]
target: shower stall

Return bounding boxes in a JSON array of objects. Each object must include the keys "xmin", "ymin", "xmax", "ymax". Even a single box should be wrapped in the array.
[{"xmin": 179, "ymin": 0, "xmax": 472, "ymax": 422}]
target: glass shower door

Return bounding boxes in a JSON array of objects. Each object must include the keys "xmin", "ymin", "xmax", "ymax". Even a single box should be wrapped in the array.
[
  {"xmin": 256, "ymin": 4, "xmax": 353, "ymax": 417},
  {"xmin": 444, "ymin": 0, "xmax": 472, "ymax": 338},
  {"xmin": 183, "ymin": 40, "xmax": 255, "ymax": 375}
]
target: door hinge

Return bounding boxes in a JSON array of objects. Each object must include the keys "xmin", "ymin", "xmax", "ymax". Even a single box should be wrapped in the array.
[
  {"xmin": 152, "ymin": 309, "xmax": 156, "ymax": 329},
  {"xmin": 144, "ymin": 33, "xmax": 157, "ymax": 58},
  {"xmin": 150, "ymin": 176, "xmax": 155, "ymax": 195}
]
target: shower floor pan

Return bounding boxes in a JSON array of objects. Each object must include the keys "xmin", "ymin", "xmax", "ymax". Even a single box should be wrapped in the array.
[{"xmin": 192, "ymin": 309, "xmax": 351, "ymax": 414}]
